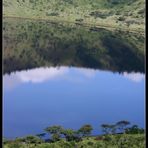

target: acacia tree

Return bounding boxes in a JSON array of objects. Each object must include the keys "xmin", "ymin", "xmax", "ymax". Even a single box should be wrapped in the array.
[
  {"xmin": 116, "ymin": 120, "xmax": 130, "ymax": 133},
  {"xmin": 101, "ymin": 124, "xmax": 117, "ymax": 135},
  {"xmin": 78, "ymin": 124, "xmax": 93, "ymax": 137},
  {"xmin": 61, "ymin": 129, "xmax": 78, "ymax": 141},
  {"xmin": 44, "ymin": 125, "xmax": 63, "ymax": 142}
]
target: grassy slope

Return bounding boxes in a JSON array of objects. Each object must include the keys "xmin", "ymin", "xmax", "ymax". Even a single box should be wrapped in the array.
[{"xmin": 3, "ymin": 0, "xmax": 145, "ymax": 32}]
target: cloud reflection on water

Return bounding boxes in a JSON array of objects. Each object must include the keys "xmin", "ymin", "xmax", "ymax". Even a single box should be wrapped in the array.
[
  {"xmin": 123, "ymin": 72, "xmax": 145, "ymax": 82},
  {"xmin": 3, "ymin": 67, "xmax": 145, "ymax": 90}
]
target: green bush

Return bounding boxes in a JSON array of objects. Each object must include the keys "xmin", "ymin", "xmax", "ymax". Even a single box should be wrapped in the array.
[
  {"xmin": 118, "ymin": 16, "xmax": 125, "ymax": 21},
  {"xmin": 46, "ymin": 12, "xmax": 59, "ymax": 16}
]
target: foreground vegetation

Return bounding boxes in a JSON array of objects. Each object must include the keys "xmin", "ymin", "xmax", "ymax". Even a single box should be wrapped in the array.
[
  {"xmin": 3, "ymin": 134, "xmax": 145, "ymax": 148},
  {"xmin": 3, "ymin": 121, "xmax": 145, "ymax": 148},
  {"xmin": 3, "ymin": 0, "xmax": 145, "ymax": 32}
]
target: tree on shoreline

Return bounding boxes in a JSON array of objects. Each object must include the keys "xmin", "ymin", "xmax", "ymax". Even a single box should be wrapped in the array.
[
  {"xmin": 44, "ymin": 125, "xmax": 63, "ymax": 142},
  {"xmin": 78, "ymin": 124, "xmax": 93, "ymax": 137},
  {"xmin": 116, "ymin": 120, "xmax": 130, "ymax": 133},
  {"xmin": 61, "ymin": 129, "xmax": 81, "ymax": 141},
  {"xmin": 101, "ymin": 124, "xmax": 116, "ymax": 135}
]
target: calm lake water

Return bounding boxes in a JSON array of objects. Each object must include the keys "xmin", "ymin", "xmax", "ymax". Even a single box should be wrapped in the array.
[
  {"xmin": 3, "ymin": 18, "xmax": 145, "ymax": 139},
  {"xmin": 3, "ymin": 67, "xmax": 145, "ymax": 138}
]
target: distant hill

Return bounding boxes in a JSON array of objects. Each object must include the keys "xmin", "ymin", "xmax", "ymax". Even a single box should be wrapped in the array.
[{"xmin": 3, "ymin": 0, "xmax": 145, "ymax": 31}]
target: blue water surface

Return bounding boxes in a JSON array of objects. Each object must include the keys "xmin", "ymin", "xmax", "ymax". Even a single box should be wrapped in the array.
[{"xmin": 3, "ymin": 67, "xmax": 145, "ymax": 138}]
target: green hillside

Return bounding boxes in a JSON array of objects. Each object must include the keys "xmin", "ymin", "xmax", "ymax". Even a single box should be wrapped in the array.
[{"xmin": 3, "ymin": 0, "xmax": 145, "ymax": 31}]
